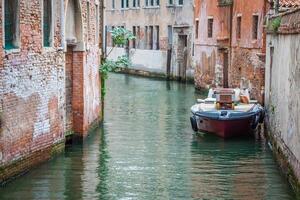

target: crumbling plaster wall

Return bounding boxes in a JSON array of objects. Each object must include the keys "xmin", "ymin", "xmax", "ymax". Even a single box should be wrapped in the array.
[
  {"xmin": 265, "ymin": 9, "xmax": 300, "ymax": 191},
  {"xmin": 265, "ymin": 33, "xmax": 300, "ymax": 185}
]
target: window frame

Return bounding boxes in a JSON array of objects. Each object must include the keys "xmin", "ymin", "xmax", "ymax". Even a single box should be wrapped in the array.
[
  {"xmin": 195, "ymin": 19, "xmax": 199, "ymax": 39},
  {"xmin": 3, "ymin": 0, "xmax": 20, "ymax": 50},
  {"xmin": 252, "ymin": 14, "xmax": 259, "ymax": 40},
  {"xmin": 112, "ymin": 0, "xmax": 115, "ymax": 9},
  {"xmin": 207, "ymin": 17, "xmax": 214, "ymax": 38},
  {"xmin": 236, "ymin": 15, "xmax": 242, "ymax": 40},
  {"xmin": 42, "ymin": 0, "xmax": 54, "ymax": 48}
]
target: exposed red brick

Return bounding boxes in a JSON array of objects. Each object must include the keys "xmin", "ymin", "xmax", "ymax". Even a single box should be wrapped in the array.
[{"xmin": 0, "ymin": 0, "xmax": 103, "ymax": 183}]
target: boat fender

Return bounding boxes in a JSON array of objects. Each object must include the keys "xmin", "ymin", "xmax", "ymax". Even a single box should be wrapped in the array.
[
  {"xmin": 190, "ymin": 116, "xmax": 198, "ymax": 132},
  {"xmin": 251, "ymin": 115, "xmax": 260, "ymax": 130},
  {"xmin": 259, "ymin": 109, "xmax": 265, "ymax": 124}
]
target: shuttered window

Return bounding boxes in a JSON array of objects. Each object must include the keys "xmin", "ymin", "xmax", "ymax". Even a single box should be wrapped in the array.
[
  {"xmin": 43, "ymin": 0, "xmax": 52, "ymax": 47},
  {"xmin": 4, "ymin": 0, "xmax": 18, "ymax": 50}
]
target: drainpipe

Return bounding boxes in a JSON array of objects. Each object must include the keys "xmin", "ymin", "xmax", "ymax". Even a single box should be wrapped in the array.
[{"xmin": 61, "ymin": 0, "xmax": 65, "ymax": 50}]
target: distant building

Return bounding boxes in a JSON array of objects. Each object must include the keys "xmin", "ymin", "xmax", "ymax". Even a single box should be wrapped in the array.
[
  {"xmin": 0, "ymin": 0, "xmax": 102, "ymax": 183},
  {"xmin": 265, "ymin": 5, "xmax": 300, "ymax": 193},
  {"xmin": 193, "ymin": 0, "xmax": 269, "ymax": 102},
  {"xmin": 105, "ymin": 0, "xmax": 194, "ymax": 80}
]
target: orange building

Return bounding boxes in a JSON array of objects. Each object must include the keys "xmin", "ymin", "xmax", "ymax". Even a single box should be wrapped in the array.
[{"xmin": 193, "ymin": 0, "xmax": 269, "ymax": 102}]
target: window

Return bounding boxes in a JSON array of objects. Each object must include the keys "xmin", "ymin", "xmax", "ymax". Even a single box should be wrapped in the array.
[
  {"xmin": 169, "ymin": 0, "xmax": 173, "ymax": 5},
  {"xmin": 150, "ymin": 0, "xmax": 154, "ymax": 6},
  {"xmin": 111, "ymin": 26, "xmax": 115, "ymax": 46},
  {"xmin": 208, "ymin": 18, "xmax": 213, "ymax": 38},
  {"xmin": 252, "ymin": 15, "xmax": 259, "ymax": 39},
  {"xmin": 178, "ymin": 0, "xmax": 183, "ymax": 5},
  {"xmin": 133, "ymin": 0, "xmax": 140, "ymax": 7},
  {"xmin": 145, "ymin": 26, "xmax": 148, "ymax": 49},
  {"xmin": 155, "ymin": 25, "xmax": 159, "ymax": 50},
  {"xmin": 136, "ymin": 26, "xmax": 140, "ymax": 48},
  {"xmin": 168, "ymin": 25, "xmax": 173, "ymax": 47},
  {"xmin": 149, "ymin": 26, "xmax": 153, "ymax": 49},
  {"xmin": 112, "ymin": 0, "xmax": 115, "ymax": 9},
  {"xmin": 132, "ymin": 26, "xmax": 136, "ymax": 48},
  {"xmin": 122, "ymin": 0, "xmax": 128, "ymax": 8},
  {"xmin": 4, "ymin": 0, "xmax": 19, "ymax": 49},
  {"xmin": 195, "ymin": 20, "xmax": 199, "ymax": 39},
  {"xmin": 236, "ymin": 16, "xmax": 241, "ymax": 39},
  {"xmin": 43, "ymin": 0, "xmax": 52, "ymax": 47},
  {"xmin": 156, "ymin": 0, "xmax": 160, "ymax": 6},
  {"xmin": 145, "ymin": 0, "xmax": 149, "ymax": 6}
]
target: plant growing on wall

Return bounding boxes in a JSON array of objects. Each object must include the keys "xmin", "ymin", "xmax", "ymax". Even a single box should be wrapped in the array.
[
  {"xmin": 100, "ymin": 27, "xmax": 135, "ymax": 101},
  {"xmin": 268, "ymin": 17, "xmax": 281, "ymax": 33}
]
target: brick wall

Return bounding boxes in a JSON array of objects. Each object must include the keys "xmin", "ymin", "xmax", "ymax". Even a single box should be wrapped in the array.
[
  {"xmin": 0, "ymin": 0, "xmax": 102, "ymax": 182},
  {"xmin": 194, "ymin": 0, "xmax": 267, "ymax": 102},
  {"xmin": 230, "ymin": 48, "xmax": 265, "ymax": 102}
]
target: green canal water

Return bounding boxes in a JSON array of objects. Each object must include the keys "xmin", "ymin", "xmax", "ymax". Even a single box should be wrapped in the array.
[{"xmin": 0, "ymin": 73, "xmax": 296, "ymax": 199}]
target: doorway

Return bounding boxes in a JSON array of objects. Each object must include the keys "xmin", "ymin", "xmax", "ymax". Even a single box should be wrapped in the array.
[
  {"xmin": 223, "ymin": 52, "xmax": 229, "ymax": 88},
  {"xmin": 177, "ymin": 35, "xmax": 187, "ymax": 80}
]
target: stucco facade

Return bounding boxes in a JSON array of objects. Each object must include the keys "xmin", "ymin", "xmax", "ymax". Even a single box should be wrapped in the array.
[
  {"xmin": 194, "ymin": 0, "xmax": 268, "ymax": 102},
  {"xmin": 0, "ymin": 0, "xmax": 102, "ymax": 183},
  {"xmin": 105, "ymin": 0, "xmax": 194, "ymax": 80},
  {"xmin": 265, "ymin": 8, "xmax": 300, "ymax": 194}
]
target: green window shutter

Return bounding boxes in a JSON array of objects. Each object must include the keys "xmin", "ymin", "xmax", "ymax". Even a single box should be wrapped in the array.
[
  {"xmin": 43, "ymin": 0, "xmax": 51, "ymax": 47},
  {"xmin": 4, "ymin": 0, "xmax": 15, "ymax": 50}
]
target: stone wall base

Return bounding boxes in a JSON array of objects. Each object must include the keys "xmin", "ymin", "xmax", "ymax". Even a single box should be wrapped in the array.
[
  {"xmin": 0, "ymin": 141, "xmax": 65, "ymax": 185},
  {"xmin": 265, "ymin": 122, "xmax": 300, "ymax": 198},
  {"xmin": 116, "ymin": 67, "xmax": 195, "ymax": 83}
]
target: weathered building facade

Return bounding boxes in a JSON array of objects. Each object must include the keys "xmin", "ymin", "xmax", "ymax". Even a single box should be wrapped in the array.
[
  {"xmin": 194, "ymin": 0, "xmax": 268, "ymax": 102},
  {"xmin": 265, "ymin": 6, "xmax": 300, "ymax": 194},
  {"xmin": 105, "ymin": 0, "xmax": 194, "ymax": 80},
  {"xmin": 0, "ymin": 0, "xmax": 102, "ymax": 183}
]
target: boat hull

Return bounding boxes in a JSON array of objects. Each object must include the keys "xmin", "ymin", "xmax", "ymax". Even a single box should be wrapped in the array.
[{"xmin": 196, "ymin": 116, "xmax": 253, "ymax": 138}]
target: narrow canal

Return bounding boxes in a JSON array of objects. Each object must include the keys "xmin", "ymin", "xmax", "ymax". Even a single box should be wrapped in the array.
[{"xmin": 0, "ymin": 74, "xmax": 296, "ymax": 199}]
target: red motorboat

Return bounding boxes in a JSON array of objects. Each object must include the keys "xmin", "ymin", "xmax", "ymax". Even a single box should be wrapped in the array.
[{"xmin": 190, "ymin": 88, "xmax": 264, "ymax": 138}]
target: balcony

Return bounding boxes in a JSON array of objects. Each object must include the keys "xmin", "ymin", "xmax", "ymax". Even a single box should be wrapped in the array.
[{"xmin": 218, "ymin": 0, "xmax": 233, "ymax": 7}]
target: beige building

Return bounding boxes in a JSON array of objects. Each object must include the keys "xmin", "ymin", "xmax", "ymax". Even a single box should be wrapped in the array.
[{"xmin": 105, "ymin": 0, "xmax": 194, "ymax": 80}]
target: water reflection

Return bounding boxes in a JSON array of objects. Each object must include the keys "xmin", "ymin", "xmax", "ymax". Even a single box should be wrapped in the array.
[{"xmin": 0, "ymin": 73, "xmax": 296, "ymax": 200}]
